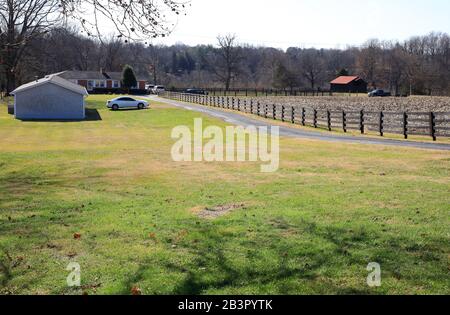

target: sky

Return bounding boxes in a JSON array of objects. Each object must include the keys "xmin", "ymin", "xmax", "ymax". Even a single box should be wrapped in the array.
[{"xmin": 150, "ymin": 0, "xmax": 450, "ymax": 49}]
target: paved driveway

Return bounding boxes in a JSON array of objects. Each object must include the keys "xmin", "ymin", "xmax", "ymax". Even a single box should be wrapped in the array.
[{"xmin": 149, "ymin": 96, "xmax": 450, "ymax": 151}]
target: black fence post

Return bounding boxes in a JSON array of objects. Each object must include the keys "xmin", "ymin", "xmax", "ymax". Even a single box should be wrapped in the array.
[
  {"xmin": 360, "ymin": 110, "xmax": 365, "ymax": 134},
  {"xmin": 403, "ymin": 112, "xmax": 408, "ymax": 139},
  {"xmin": 313, "ymin": 109, "xmax": 318, "ymax": 128},
  {"xmin": 327, "ymin": 110, "xmax": 331, "ymax": 131},
  {"xmin": 343, "ymin": 111, "xmax": 347, "ymax": 133},
  {"xmin": 291, "ymin": 107, "xmax": 295, "ymax": 124},
  {"xmin": 379, "ymin": 112, "xmax": 384, "ymax": 137},
  {"xmin": 302, "ymin": 108, "xmax": 306, "ymax": 126},
  {"xmin": 281, "ymin": 106, "xmax": 285, "ymax": 122},
  {"xmin": 430, "ymin": 112, "xmax": 436, "ymax": 141},
  {"xmin": 273, "ymin": 104, "xmax": 276, "ymax": 120},
  {"xmin": 257, "ymin": 102, "xmax": 261, "ymax": 116}
]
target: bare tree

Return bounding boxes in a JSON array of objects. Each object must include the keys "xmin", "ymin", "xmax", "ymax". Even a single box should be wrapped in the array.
[
  {"xmin": 210, "ymin": 34, "xmax": 242, "ymax": 91},
  {"xmin": 381, "ymin": 42, "xmax": 408, "ymax": 95},
  {"xmin": 0, "ymin": 0, "xmax": 61, "ymax": 92},
  {"xmin": 101, "ymin": 36, "xmax": 124, "ymax": 71},
  {"xmin": 0, "ymin": 0, "xmax": 188, "ymax": 92},
  {"xmin": 357, "ymin": 39, "xmax": 382, "ymax": 89},
  {"xmin": 299, "ymin": 49, "xmax": 325, "ymax": 90},
  {"xmin": 61, "ymin": 0, "xmax": 188, "ymax": 40}
]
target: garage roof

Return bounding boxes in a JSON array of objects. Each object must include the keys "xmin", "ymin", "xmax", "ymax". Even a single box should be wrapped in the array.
[{"xmin": 11, "ymin": 75, "xmax": 89, "ymax": 96}]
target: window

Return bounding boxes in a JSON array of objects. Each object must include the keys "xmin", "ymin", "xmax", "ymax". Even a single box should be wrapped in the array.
[
  {"xmin": 113, "ymin": 80, "xmax": 120, "ymax": 88},
  {"xmin": 87, "ymin": 81, "xmax": 94, "ymax": 90},
  {"xmin": 95, "ymin": 80, "xmax": 106, "ymax": 88}
]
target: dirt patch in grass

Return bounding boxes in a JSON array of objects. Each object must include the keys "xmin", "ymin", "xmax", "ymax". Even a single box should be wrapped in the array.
[{"xmin": 192, "ymin": 203, "xmax": 246, "ymax": 219}]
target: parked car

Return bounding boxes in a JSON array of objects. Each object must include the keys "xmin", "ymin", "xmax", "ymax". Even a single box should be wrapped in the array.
[
  {"xmin": 185, "ymin": 88, "xmax": 209, "ymax": 95},
  {"xmin": 368, "ymin": 89, "xmax": 392, "ymax": 97},
  {"xmin": 145, "ymin": 84, "xmax": 155, "ymax": 93},
  {"xmin": 107, "ymin": 97, "xmax": 149, "ymax": 110},
  {"xmin": 152, "ymin": 85, "xmax": 165, "ymax": 94}
]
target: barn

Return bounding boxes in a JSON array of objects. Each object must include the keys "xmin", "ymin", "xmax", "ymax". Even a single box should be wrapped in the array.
[
  {"xmin": 11, "ymin": 75, "xmax": 88, "ymax": 120},
  {"xmin": 330, "ymin": 76, "xmax": 368, "ymax": 93}
]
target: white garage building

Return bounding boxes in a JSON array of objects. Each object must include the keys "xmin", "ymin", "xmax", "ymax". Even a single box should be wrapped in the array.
[{"xmin": 11, "ymin": 75, "xmax": 88, "ymax": 120}]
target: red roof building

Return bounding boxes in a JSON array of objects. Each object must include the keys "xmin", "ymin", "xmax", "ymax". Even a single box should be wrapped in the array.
[{"xmin": 330, "ymin": 76, "xmax": 368, "ymax": 93}]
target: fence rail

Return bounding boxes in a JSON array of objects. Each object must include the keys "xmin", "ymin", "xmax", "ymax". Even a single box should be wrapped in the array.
[
  {"xmin": 162, "ymin": 92, "xmax": 450, "ymax": 141},
  {"xmin": 169, "ymin": 88, "xmax": 334, "ymax": 97}
]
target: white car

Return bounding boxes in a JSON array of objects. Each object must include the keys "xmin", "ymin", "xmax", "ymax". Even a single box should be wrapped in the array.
[
  {"xmin": 152, "ymin": 85, "xmax": 165, "ymax": 94},
  {"xmin": 107, "ymin": 97, "xmax": 149, "ymax": 110}
]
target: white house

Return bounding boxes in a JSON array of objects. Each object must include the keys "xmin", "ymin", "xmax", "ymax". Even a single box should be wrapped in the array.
[{"xmin": 11, "ymin": 75, "xmax": 88, "ymax": 120}]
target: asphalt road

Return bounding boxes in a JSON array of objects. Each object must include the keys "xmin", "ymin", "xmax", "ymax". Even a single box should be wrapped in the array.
[{"xmin": 149, "ymin": 96, "xmax": 450, "ymax": 151}]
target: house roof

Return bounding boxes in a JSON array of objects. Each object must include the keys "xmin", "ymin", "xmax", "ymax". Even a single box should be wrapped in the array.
[
  {"xmin": 330, "ymin": 76, "xmax": 361, "ymax": 85},
  {"xmin": 11, "ymin": 75, "xmax": 89, "ymax": 96},
  {"xmin": 56, "ymin": 71, "xmax": 106, "ymax": 81},
  {"xmin": 54, "ymin": 70, "xmax": 147, "ymax": 82}
]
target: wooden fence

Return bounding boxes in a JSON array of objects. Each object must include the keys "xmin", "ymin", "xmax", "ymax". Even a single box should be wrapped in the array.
[
  {"xmin": 169, "ymin": 88, "xmax": 334, "ymax": 97},
  {"xmin": 162, "ymin": 92, "xmax": 450, "ymax": 141}
]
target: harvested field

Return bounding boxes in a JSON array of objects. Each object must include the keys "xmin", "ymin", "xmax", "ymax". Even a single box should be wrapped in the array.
[{"xmin": 242, "ymin": 96, "xmax": 450, "ymax": 113}]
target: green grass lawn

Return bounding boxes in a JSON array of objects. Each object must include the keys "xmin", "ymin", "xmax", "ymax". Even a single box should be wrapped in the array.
[{"xmin": 0, "ymin": 95, "xmax": 449, "ymax": 295}]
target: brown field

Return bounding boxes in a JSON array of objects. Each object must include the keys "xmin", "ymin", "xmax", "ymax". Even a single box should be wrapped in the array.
[{"xmin": 241, "ymin": 96, "xmax": 450, "ymax": 113}]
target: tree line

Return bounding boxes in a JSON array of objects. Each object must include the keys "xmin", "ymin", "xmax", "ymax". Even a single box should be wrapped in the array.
[
  {"xmin": 0, "ymin": 0, "xmax": 187, "ymax": 93},
  {"xmin": 2, "ymin": 21, "xmax": 449, "ymax": 96}
]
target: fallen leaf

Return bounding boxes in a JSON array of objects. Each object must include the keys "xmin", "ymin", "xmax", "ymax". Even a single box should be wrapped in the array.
[
  {"xmin": 74, "ymin": 233, "xmax": 82, "ymax": 239},
  {"xmin": 131, "ymin": 286, "xmax": 142, "ymax": 295}
]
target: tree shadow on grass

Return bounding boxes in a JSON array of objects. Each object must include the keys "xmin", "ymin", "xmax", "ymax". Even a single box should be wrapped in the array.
[
  {"xmin": 119, "ymin": 216, "xmax": 449, "ymax": 295},
  {"xmin": 118, "ymin": 220, "xmax": 374, "ymax": 295},
  {"xmin": 0, "ymin": 247, "xmax": 13, "ymax": 288}
]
